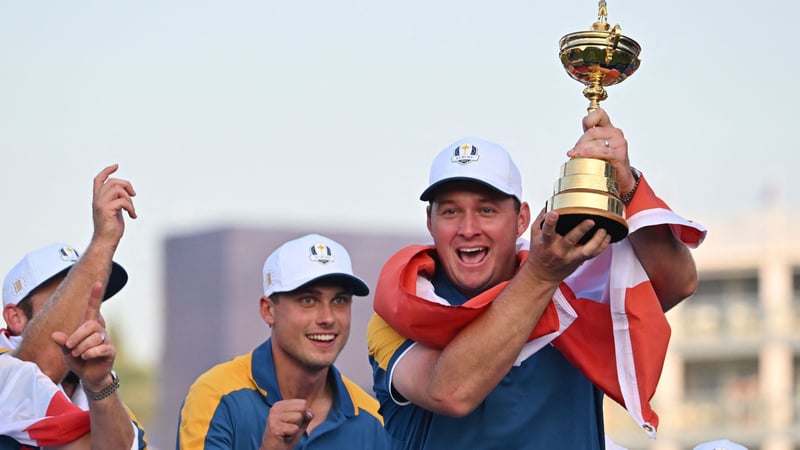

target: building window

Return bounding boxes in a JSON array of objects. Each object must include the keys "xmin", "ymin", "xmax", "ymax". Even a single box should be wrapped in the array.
[
  {"xmin": 682, "ymin": 273, "xmax": 760, "ymax": 337},
  {"xmin": 683, "ymin": 359, "xmax": 761, "ymax": 429}
]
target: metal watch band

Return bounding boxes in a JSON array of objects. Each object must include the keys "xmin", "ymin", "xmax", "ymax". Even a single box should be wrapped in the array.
[{"xmin": 83, "ymin": 370, "xmax": 120, "ymax": 401}]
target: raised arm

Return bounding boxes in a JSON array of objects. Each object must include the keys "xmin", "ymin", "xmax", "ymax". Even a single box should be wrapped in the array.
[
  {"xmin": 569, "ymin": 108, "xmax": 698, "ymax": 310},
  {"xmin": 15, "ymin": 164, "xmax": 137, "ymax": 381}
]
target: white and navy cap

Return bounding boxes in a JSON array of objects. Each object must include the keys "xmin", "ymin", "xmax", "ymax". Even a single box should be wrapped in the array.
[
  {"xmin": 3, "ymin": 242, "xmax": 128, "ymax": 307},
  {"xmin": 693, "ymin": 440, "xmax": 748, "ymax": 450},
  {"xmin": 420, "ymin": 137, "xmax": 523, "ymax": 202},
  {"xmin": 262, "ymin": 234, "xmax": 369, "ymax": 298}
]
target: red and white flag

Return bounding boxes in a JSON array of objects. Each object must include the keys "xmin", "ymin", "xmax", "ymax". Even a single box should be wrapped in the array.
[{"xmin": 0, "ymin": 354, "xmax": 90, "ymax": 447}]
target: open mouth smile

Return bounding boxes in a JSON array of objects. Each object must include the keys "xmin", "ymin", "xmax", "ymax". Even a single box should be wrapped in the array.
[
  {"xmin": 307, "ymin": 333, "xmax": 336, "ymax": 343},
  {"xmin": 457, "ymin": 247, "xmax": 488, "ymax": 264}
]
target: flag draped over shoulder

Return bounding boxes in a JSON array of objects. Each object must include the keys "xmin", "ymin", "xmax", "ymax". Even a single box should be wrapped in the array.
[
  {"xmin": 373, "ymin": 175, "xmax": 706, "ymax": 438},
  {"xmin": 0, "ymin": 353, "xmax": 90, "ymax": 447}
]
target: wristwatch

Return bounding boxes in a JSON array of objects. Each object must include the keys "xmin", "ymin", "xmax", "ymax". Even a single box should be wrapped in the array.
[{"xmin": 83, "ymin": 370, "xmax": 120, "ymax": 401}]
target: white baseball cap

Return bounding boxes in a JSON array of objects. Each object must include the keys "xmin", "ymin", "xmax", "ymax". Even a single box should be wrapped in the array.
[
  {"xmin": 3, "ymin": 242, "xmax": 128, "ymax": 307},
  {"xmin": 694, "ymin": 440, "xmax": 748, "ymax": 450},
  {"xmin": 420, "ymin": 137, "xmax": 523, "ymax": 202},
  {"xmin": 262, "ymin": 234, "xmax": 369, "ymax": 297}
]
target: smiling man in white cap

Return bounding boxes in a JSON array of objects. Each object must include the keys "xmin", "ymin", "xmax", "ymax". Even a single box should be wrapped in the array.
[
  {"xmin": 367, "ymin": 108, "xmax": 706, "ymax": 449},
  {"xmin": 178, "ymin": 233, "xmax": 390, "ymax": 450}
]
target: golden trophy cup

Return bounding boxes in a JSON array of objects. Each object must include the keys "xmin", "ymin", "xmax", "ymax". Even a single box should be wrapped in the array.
[{"xmin": 545, "ymin": 0, "xmax": 640, "ymax": 244}]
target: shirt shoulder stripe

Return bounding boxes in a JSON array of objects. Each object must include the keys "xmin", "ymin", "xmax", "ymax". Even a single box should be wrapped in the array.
[
  {"xmin": 340, "ymin": 376, "xmax": 383, "ymax": 425},
  {"xmin": 178, "ymin": 353, "xmax": 255, "ymax": 450},
  {"xmin": 367, "ymin": 314, "xmax": 406, "ymax": 370}
]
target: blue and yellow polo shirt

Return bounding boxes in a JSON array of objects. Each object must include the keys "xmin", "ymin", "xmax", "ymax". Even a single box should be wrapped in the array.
[
  {"xmin": 368, "ymin": 271, "xmax": 605, "ymax": 450},
  {"xmin": 177, "ymin": 338, "xmax": 389, "ymax": 450}
]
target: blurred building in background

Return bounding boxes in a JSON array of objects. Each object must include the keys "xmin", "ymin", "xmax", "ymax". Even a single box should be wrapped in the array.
[{"xmin": 153, "ymin": 207, "xmax": 800, "ymax": 450}]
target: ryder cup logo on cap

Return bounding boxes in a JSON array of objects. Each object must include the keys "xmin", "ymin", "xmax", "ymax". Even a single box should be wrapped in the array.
[
  {"xmin": 262, "ymin": 233, "xmax": 369, "ymax": 298},
  {"xmin": 452, "ymin": 144, "xmax": 479, "ymax": 164},
  {"xmin": 420, "ymin": 137, "xmax": 523, "ymax": 201},
  {"xmin": 2, "ymin": 242, "xmax": 129, "ymax": 308},
  {"xmin": 309, "ymin": 243, "xmax": 334, "ymax": 264}
]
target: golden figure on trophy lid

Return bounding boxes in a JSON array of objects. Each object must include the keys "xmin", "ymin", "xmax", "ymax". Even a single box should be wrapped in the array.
[{"xmin": 546, "ymin": 0, "xmax": 641, "ymax": 243}]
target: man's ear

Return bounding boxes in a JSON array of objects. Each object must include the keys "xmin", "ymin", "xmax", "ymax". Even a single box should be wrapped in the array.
[
  {"xmin": 260, "ymin": 295, "xmax": 275, "ymax": 328},
  {"xmin": 426, "ymin": 204, "xmax": 433, "ymax": 234},
  {"xmin": 517, "ymin": 202, "xmax": 532, "ymax": 238},
  {"xmin": 2, "ymin": 304, "xmax": 27, "ymax": 336}
]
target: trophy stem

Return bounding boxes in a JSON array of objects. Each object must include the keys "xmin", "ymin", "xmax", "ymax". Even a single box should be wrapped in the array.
[{"xmin": 582, "ymin": 70, "xmax": 607, "ymax": 112}]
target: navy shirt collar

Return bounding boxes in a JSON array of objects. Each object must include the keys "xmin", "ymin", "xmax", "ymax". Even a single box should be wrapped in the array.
[
  {"xmin": 251, "ymin": 338, "xmax": 356, "ymax": 418},
  {"xmin": 431, "ymin": 266, "xmax": 470, "ymax": 306}
]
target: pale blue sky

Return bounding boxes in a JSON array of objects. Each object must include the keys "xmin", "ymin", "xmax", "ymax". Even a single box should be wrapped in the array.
[{"xmin": 1, "ymin": 1, "xmax": 797, "ymax": 364}]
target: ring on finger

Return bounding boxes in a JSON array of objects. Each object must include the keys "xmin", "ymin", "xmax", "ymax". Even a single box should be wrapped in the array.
[
  {"xmin": 100, "ymin": 333, "xmax": 106, "ymax": 344},
  {"xmin": 602, "ymin": 139, "xmax": 610, "ymax": 148}
]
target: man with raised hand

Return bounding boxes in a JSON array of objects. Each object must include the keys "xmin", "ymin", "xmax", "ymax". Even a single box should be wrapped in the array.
[
  {"xmin": 8, "ymin": 164, "xmax": 136, "ymax": 380},
  {"xmin": 0, "ymin": 164, "xmax": 146, "ymax": 449},
  {"xmin": 368, "ymin": 109, "xmax": 706, "ymax": 449}
]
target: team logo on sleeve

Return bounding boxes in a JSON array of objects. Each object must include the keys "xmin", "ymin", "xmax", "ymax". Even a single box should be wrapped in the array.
[
  {"xmin": 309, "ymin": 243, "xmax": 334, "ymax": 264},
  {"xmin": 451, "ymin": 144, "xmax": 479, "ymax": 165}
]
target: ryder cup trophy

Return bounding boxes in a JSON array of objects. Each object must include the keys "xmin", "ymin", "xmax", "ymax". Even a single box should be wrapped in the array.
[{"xmin": 545, "ymin": 0, "xmax": 640, "ymax": 243}]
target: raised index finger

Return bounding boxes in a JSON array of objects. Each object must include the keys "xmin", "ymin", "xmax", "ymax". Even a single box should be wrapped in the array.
[
  {"xmin": 93, "ymin": 164, "xmax": 120, "ymax": 195},
  {"xmin": 83, "ymin": 281, "xmax": 105, "ymax": 323}
]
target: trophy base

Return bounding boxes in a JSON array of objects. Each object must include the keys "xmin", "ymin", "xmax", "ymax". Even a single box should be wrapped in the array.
[
  {"xmin": 554, "ymin": 206, "xmax": 628, "ymax": 244},
  {"xmin": 546, "ymin": 158, "xmax": 628, "ymax": 244}
]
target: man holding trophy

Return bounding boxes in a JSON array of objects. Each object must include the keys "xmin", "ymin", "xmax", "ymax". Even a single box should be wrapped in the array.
[{"xmin": 368, "ymin": 2, "xmax": 707, "ymax": 449}]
